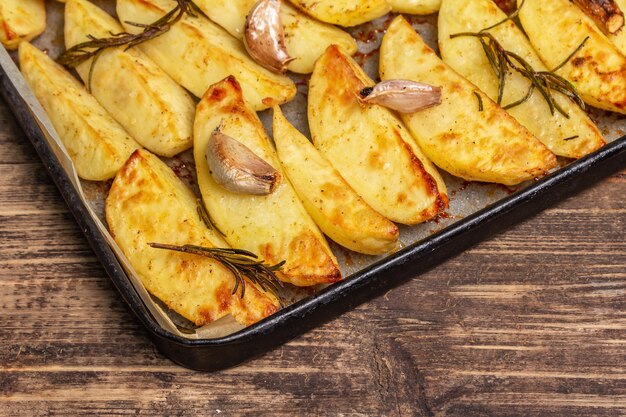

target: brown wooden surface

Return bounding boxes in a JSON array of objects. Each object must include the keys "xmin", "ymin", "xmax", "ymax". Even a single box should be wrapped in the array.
[{"xmin": 1, "ymin": 93, "xmax": 625, "ymax": 417}]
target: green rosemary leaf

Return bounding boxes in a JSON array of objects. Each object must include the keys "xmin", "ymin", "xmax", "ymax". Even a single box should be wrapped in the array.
[
  {"xmin": 148, "ymin": 242, "xmax": 284, "ymax": 302},
  {"xmin": 473, "ymin": 91, "xmax": 484, "ymax": 112},
  {"xmin": 450, "ymin": 31, "xmax": 586, "ymax": 118},
  {"xmin": 480, "ymin": 0, "xmax": 527, "ymax": 32},
  {"xmin": 552, "ymin": 37, "xmax": 590, "ymax": 72},
  {"xmin": 58, "ymin": 0, "xmax": 196, "ymax": 91},
  {"xmin": 196, "ymin": 199, "xmax": 226, "ymax": 236}
]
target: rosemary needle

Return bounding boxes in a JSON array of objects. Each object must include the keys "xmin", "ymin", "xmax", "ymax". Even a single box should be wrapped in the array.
[
  {"xmin": 148, "ymin": 242, "xmax": 284, "ymax": 301},
  {"xmin": 58, "ymin": 0, "xmax": 200, "ymax": 91}
]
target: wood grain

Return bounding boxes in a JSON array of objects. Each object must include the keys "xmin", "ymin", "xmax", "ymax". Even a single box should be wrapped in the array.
[{"xmin": 0, "ymin": 94, "xmax": 625, "ymax": 416}]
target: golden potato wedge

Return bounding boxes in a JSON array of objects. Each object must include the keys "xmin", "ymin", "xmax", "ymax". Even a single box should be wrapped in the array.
[
  {"xmin": 19, "ymin": 42, "xmax": 140, "ymax": 181},
  {"xmin": 64, "ymin": 0, "xmax": 194, "ymax": 158},
  {"xmin": 272, "ymin": 106, "xmax": 399, "ymax": 255},
  {"xmin": 106, "ymin": 149, "xmax": 280, "ymax": 326},
  {"xmin": 194, "ymin": 76, "xmax": 340, "ymax": 287},
  {"xmin": 194, "ymin": 0, "xmax": 357, "ymax": 74},
  {"xmin": 438, "ymin": 0, "xmax": 605, "ymax": 159},
  {"xmin": 387, "ymin": 0, "xmax": 441, "ymax": 15},
  {"xmin": 308, "ymin": 45, "xmax": 448, "ymax": 225},
  {"xmin": 518, "ymin": 0, "xmax": 626, "ymax": 114},
  {"xmin": 116, "ymin": 0, "xmax": 296, "ymax": 110},
  {"xmin": 286, "ymin": 0, "xmax": 391, "ymax": 27},
  {"xmin": 0, "ymin": 0, "xmax": 45, "ymax": 50},
  {"xmin": 380, "ymin": 16, "xmax": 556, "ymax": 185}
]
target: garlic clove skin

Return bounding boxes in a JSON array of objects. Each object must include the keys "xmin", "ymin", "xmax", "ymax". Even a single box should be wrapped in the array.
[
  {"xmin": 206, "ymin": 129, "xmax": 282, "ymax": 195},
  {"xmin": 244, "ymin": 0, "xmax": 293, "ymax": 74},
  {"xmin": 359, "ymin": 79, "xmax": 442, "ymax": 113}
]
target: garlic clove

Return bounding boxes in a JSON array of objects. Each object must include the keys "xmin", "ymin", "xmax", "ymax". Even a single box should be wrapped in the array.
[
  {"xmin": 244, "ymin": 0, "xmax": 293, "ymax": 74},
  {"xmin": 359, "ymin": 79, "xmax": 442, "ymax": 113},
  {"xmin": 206, "ymin": 129, "xmax": 282, "ymax": 195}
]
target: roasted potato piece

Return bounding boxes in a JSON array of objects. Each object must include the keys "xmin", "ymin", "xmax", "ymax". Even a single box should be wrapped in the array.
[
  {"xmin": 194, "ymin": 76, "xmax": 340, "ymax": 287},
  {"xmin": 309, "ymin": 45, "xmax": 448, "ymax": 225},
  {"xmin": 518, "ymin": 0, "xmax": 626, "ymax": 114},
  {"xmin": 106, "ymin": 149, "xmax": 280, "ymax": 326},
  {"xmin": 439, "ymin": 0, "xmax": 605, "ymax": 159},
  {"xmin": 116, "ymin": 0, "xmax": 296, "ymax": 110},
  {"xmin": 272, "ymin": 106, "xmax": 400, "ymax": 255},
  {"xmin": 0, "ymin": 0, "xmax": 45, "ymax": 50},
  {"xmin": 286, "ymin": 0, "xmax": 391, "ymax": 27},
  {"xmin": 380, "ymin": 16, "xmax": 556, "ymax": 185},
  {"xmin": 19, "ymin": 42, "xmax": 140, "ymax": 181},
  {"xmin": 194, "ymin": 0, "xmax": 357, "ymax": 74},
  {"xmin": 387, "ymin": 0, "xmax": 441, "ymax": 15},
  {"xmin": 64, "ymin": 0, "xmax": 194, "ymax": 157}
]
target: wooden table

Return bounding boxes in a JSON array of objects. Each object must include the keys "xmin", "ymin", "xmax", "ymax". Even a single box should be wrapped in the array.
[{"xmin": 1, "ymin": 94, "xmax": 625, "ymax": 416}]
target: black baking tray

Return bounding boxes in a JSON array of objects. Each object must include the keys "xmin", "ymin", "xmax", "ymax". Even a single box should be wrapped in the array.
[{"xmin": 2, "ymin": 58, "xmax": 625, "ymax": 371}]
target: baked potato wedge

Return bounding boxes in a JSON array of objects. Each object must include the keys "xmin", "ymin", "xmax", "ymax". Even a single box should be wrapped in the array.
[
  {"xmin": 518, "ymin": 0, "xmax": 626, "ymax": 114},
  {"xmin": 387, "ymin": 0, "xmax": 441, "ymax": 15},
  {"xmin": 272, "ymin": 106, "xmax": 400, "ymax": 255},
  {"xmin": 106, "ymin": 149, "xmax": 280, "ymax": 326},
  {"xmin": 286, "ymin": 0, "xmax": 391, "ymax": 27},
  {"xmin": 0, "ymin": 0, "xmax": 45, "ymax": 50},
  {"xmin": 308, "ymin": 45, "xmax": 448, "ymax": 225},
  {"xmin": 193, "ymin": 0, "xmax": 357, "ymax": 74},
  {"xmin": 19, "ymin": 42, "xmax": 140, "ymax": 181},
  {"xmin": 380, "ymin": 16, "xmax": 556, "ymax": 185},
  {"xmin": 64, "ymin": 0, "xmax": 194, "ymax": 158},
  {"xmin": 194, "ymin": 76, "xmax": 340, "ymax": 287},
  {"xmin": 438, "ymin": 0, "xmax": 605, "ymax": 159},
  {"xmin": 116, "ymin": 0, "xmax": 296, "ymax": 110}
]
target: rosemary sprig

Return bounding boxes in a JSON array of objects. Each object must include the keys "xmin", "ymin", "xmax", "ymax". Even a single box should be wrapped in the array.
[
  {"xmin": 450, "ymin": 31, "xmax": 586, "ymax": 118},
  {"xmin": 57, "ymin": 0, "xmax": 199, "ymax": 91},
  {"xmin": 196, "ymin": 199, "xmax": 225, "ymax": 237},
  {"xmin": 473, "ymin": 91, "xmax": 484, "ymax": 112},
  {"xmin": 148, "ymin": 243, "xmax": 284, "ymax": 301}
]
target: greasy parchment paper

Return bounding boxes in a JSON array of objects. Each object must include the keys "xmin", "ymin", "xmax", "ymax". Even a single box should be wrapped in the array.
[{"xmin": 3, "ymin": 1, "xmax": 625, "ymax": 339}]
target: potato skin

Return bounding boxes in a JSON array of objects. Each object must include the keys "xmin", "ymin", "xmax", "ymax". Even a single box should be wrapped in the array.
[
  {"xmin": 0, "ymin": 0, "xmax": 45, "ymax": 50},
  {"xmin": 64, "ymin": 0, "xmax": 195, "ymax": 158},
  {"xmin": 19, "ymin": 42, "xmax": 140, "ymax": 181},
  {"xmin": 273, "ymin": 106, "xmax": 399, "ymax": 255},
  {"xmin": 287, "ymin": 0, "xmax": 391, "ymax": 27},
  {"xmin": 116, "ymin": 0, "xmax": 296, "ymax": 111},
  {"xmin": 194, "ymin": 0, "xmax": 357, "ymax": 74},
  {"xmin": 308, "ymin": 45, "xmax": 448, "ymax": 225},
  {"xmin": 518, "ymin": 0, "xmax": 626, "ymax": 114},
  {"xmin": 106, "ymin": 149, "xmax": 280, "ymax": 326},
  {"xmin": 380, "ymin": 16, "xmax": 556, "ymax": 186},
  {"xmin": 438, "ymin": 0, "xmax": 605, "ymax": 159},
  {"xmin": 194, "ymin": 77, "xmax": 341, "ymax": 287}
]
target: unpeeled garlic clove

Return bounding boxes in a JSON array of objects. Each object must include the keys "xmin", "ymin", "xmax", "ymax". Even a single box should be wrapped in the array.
[
  {"xmin": 359, "ymin": 80, "xmax": 442, "ymax": 113},
  {"xmin": 244, "ymin": 0, "xmax": 293, "ymax": 74},
  {"xmin": 206, "ymin": 129, "xmax": 281, "ymax": 195}
]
